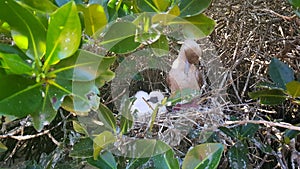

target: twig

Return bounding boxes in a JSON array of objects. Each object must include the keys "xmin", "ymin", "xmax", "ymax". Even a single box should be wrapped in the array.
[
  {"xmin": 261, "ymin": 9, "xmax": 296, "ymax": 21},
  {"xmin": 241, "ymin": 59, "xmax": 255, "ymax": 97},
  {"xmin": 229, "ymin": 71, "xmax": 243, "ymax": 103},
  {"xmin": 225, "ymin": 120, "xmax": 300, "ymax": 131}
]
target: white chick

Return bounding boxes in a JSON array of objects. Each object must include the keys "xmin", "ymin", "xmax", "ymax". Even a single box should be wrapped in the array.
[
  {"xmin": 130, "ymin": 90, "xmax": 166, "ymax": 122},
  {"xmin": 148, "ymin": 91, "xmax": 167, "ymax": 114}
]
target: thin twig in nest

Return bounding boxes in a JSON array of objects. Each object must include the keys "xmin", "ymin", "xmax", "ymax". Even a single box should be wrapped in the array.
[{"xmin": 225, "ymin": 120, "xmax": 300, "ymax": 131}]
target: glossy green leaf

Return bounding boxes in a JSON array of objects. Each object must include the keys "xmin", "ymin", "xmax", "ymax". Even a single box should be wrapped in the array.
[
  {"xmin": 0, "ymin": 74, "xmax": 42, "ymax": 117},
  {"xmin": 0, "ymin": 44, "xmax": 28, "ymax": 61},
  {"xmin": 286, "ymin": 81, "xmax": 300, "ymax": 98},
  {"xmin": 44, "ymin": 1, "xmax": 81, "ymax": 68},
  {"xmin": 179, "ymin": 0, "xmax": 211, "ymax": 17},
  {"xmin": 0, "ymin": 141, "xmax": 8, "ymax": 153},
  {"xmin": 249, "ymin": 89, "xmax": 287, "ymax": 105},
  {"xmin": 228, "ymin": 141, "xmax": 250, "ymax": 169},
  {"xmin": 183, "ymin": 14, "xmax": 216, "ymax": 38},
  {"xmin": 52, "ymin": 50, "xmax": 115, "ymax": 82},
  {"xmin": 87, "ymin": 151, "xmax": 117, "ymax": 169},
  {"xmin": 150, "ymin": 35, "xmax": 169, "ymax": 57},
  {"xmin": 70, "ymin": 137, "xmax": 93, "ymax": 158},
  {"xmin": 240, "ymin": 123, "xmax": 259, "ymax": 138},
  {"xmin": 288, "ymin": 0, "xmax": 300, "ymax": 7},
  {"xmin": 182, "ymin": 143, "xmax": 224, "ymax": 169},
  {"xmin": 269, "ymin": 58, "xmax": 294, "ymax": 89},
  {"xmin": 93, "ymin": 131, "xmax": 116, "ymax": 159},
  {"xmin": 72, "ymin": 120, "xmax": 89, "ymax": 135},
  {"xmin": 98, "ymin": 103, "xmax": 117, "ymax": 133},
  {"xmin": 0, "ymin": 53, "xmax": 33, "ymax": 75},
  {"xmin": 18, "ymin": 0, "xmax": 58, "ymax": 13},
  {"xmin": 119, "ymin": 97, "xmax": 134, "ymax": 134},
  {"xmin": 136, "ymin": 0, "xmax": 159, "ymax": 12},
  {"xmin": 121, "ymin": 139, "xmax": 171, "ymax": 158},
  {"xmin": 102, "ymin": 22, "xmax": 140, "ymax": 54},
  {"xmin": 219, "ymin": 126, "xmax": 237, "ymax": 138},
  {"xmin": 0, "ymin": 0, "xmax": 46, "ymax": 60},
  {"xmin": 77, "ymin": 4, "xmax": 107, "ymax": 36},
  {"xmin": 153, "ymin": 148, "xmax": 179, "ymax": 169},
  {"xmin": 153, "ymin": 0, "xmax": 171, "ymax": 12}
]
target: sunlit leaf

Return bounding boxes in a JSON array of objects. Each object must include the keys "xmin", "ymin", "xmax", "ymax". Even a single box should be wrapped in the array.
[
  {"xmin": 0, "ymin": 141, "xmax": 8, "ymax": 153},
  {"xmin": 18, "ymin": 0, "xmax": 58, "ymax": 13},
  {"xmin": 93, "ymin": 131, "xmax": 116, "ymax": 159},
  {"xmin": 72, "ymin": 120, "xmax": 89, "ymax": 136},
  {"xmin": 269, "ymin": 58, "xmax": 294, "ymax": 89},
  {"xmin": 77, "ymin": 4, "xmax": 107, "ymax": 36},
  {"xmin": 167, "ymin": 5, "xmax": 180, "ymax": 16},
  {"xmin": 178, "ymin": 0, "xmax": 211, "ymax": 17},
  {"xmin": 0, "ymin": 53, "xmax": 33, "ymax": 75},
  {"xmin": 153, "ymin": 0, "xmax": 171, "ymax": 12},
  {"xmin": 183, "ymin": 14, "xmax": 216, "ymax": 38},
  {"xmin": 249, "ymin": 89, "xmax": 287, "ymax": 105},
  {"xmin": 44, "ymin": 1, "xmax": 81, "ymax": 67},
  {"xmin": 102, "ymin": 22, "xmax": 140, "ymax": 54},
  {"xmin": 286, "ymin": 81, "xmax": 300, "ymax": 98},
  {"xmin": 288, "ymin": 0, "xmax": 300, "ymax": 7},
  {"xmin": 136, "ymin": 0, "xmax": 159, "ymax": 13},
  {"xmin": 182, "ymin": 143, "xmax": 224, "ymax": 169},
  {"xmin": 0, "ymin": 0, "xmax": 46, "ymax": 60}
]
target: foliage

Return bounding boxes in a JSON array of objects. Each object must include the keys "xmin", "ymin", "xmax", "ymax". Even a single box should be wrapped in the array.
[
  {"xmin": 0, "ymin": 0, "xmax": 224, "ymax": 168},
  {"xmin": 0, "ymin": 0, "xmax": 115, "ymax": 131},
  {"xmin": 288, "ymin": 0, "xmax": 300, "ymax": 17},
  {"xmin": 249, "ymin": 58, "xmax": 300, "ymax": 106}
]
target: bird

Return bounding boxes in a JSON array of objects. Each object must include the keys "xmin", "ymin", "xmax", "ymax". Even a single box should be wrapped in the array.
[
  {"xmin": 167, "ymin": 39, "xmax": 203, "ymax": 94},
  {"xmin": 130, "ymin": 90, "xmax": 166, "ymax": 122}
]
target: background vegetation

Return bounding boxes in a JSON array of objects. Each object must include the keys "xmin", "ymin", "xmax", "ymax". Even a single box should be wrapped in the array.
[{"xmin": 0, "ymin": 0, "xmax": 299, "ymax": 168}]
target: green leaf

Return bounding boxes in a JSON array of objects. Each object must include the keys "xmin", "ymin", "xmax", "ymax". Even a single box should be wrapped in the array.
[
  {"xmin": 182, "ymin": 143, "xmax": 224, "ymax": 169},
  {"xmin": 289, "ymin": 0, "xmax": 300, "ymax": 7},
  {"xmin": 72, "ymin": 120, "xmax": 89, "ymax": 135},
  {"xmin": 219, "ymin": 126, "xmax": 237, "ymax": 138},
  {"xmin": 87, "ymin": 151, "xmax": 117, "ymax": 169},
  {"xmin": 18, "ymin": 0, "xmax": 58, "ymax": 13},
  {"xmin": 183, "ymin": 14, "xmax": 216, "ymax": 38},
  {"xmin": 93, "ymin": 131, "xmax": 116, "ymax": 160},
  {"xmin": 77, "ymin": 4, "xmax": 107, "ymax": 36},
  {"xmin": 150, "ymin": 35, "xmax": 169, "ymax": 57},
  {"xmin": 228, "ymin": 141, "xmax": 250, "ymax": 169},
  {"xmin": 240, "ymin": 123, "xmax": 259, "ymax": 139},
  {"xmin": 98, "ymin": 103, "xmax": 117, "ymax": 133},
  {"xmin": 178, "ymin": 0, "xmax": 211, "ymax": 17},
  {"xmin": 249, "ymin": 89, "xmax": 287, "ymax": 105},
  {"xmin": 153, "ymin": 148, "xmax": 179, "ymax": 169},
  {"xmin": 286, "ymin": 81, "xmax": 300, "ymax": 98},
  {"xmin": 119, "ymin": 97, "xmax": 134, "ymax": 134},
  {"xmin": 0, "ymin": 74, "xmax": 42, "ymax": 117},
  {"xmin": 0, "ymin": 141, "xmax": 8, "ymax": 153},
  {"xmin": 44, "ymin": 1, "xmax": 81, "ymax": 68},
  {"xmin": 136, "ymin": 0, "xmax": 159, "ymax": 13},
  {"xmin": 268, "ymin": 58, "xmax": 294, "ymax": 89},
  {"xmin": 0, "ymin": 53, "xmax": 33, "ymax": 75},
  {"xmin": 153, "ymin": 0, "xmax": 171, "ymax": 12},
  {"xmin": 0, "ymin": 0, "xmax": 46, "ymax": 60},
  {"xmin": 70, "ymin": 137, "xmax": 93, "ymax": 158},
  {"xmin": 102, "ymin": 22, "xmax": 140, "ymax": 54}
]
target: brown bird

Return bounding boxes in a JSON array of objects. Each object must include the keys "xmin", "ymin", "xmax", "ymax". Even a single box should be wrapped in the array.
[{"xmin": 167, "ymin": 39, "xmax": 203, "ymax": 94}]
